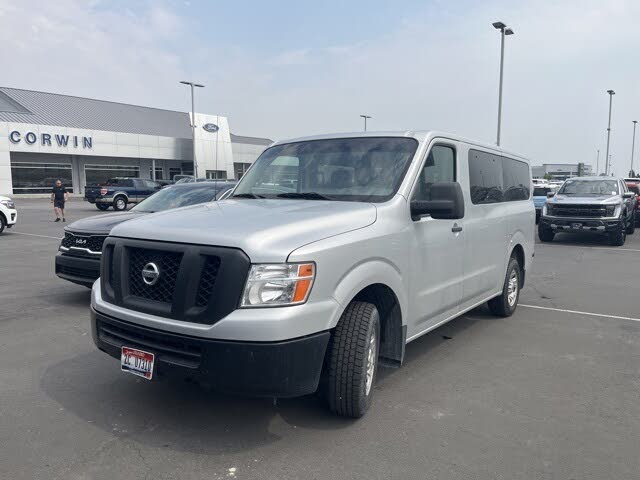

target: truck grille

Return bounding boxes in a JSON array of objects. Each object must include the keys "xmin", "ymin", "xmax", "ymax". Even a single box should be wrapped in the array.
[
  {"xmin": 101, "ymin": 238, "xmax": 250, "ymax": 325},
  {"xmin": 61, "ymin": 232, "xmax": 107, "ymax": 254},
  {"xmin": 552, "ymin": 204, "xmax": 608, "ymax": 218}
]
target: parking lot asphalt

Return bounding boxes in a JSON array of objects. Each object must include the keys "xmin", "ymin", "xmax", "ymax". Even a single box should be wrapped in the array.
[{"xmin": 1, "ymin": 198, "xmax": 639, "ymax": 480}]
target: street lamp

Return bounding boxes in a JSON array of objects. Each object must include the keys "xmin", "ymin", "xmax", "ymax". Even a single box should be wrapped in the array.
[
  {"xmin": 596, "ymin": 149, "xmax": 600, "ymax": 175},
  {"xmin": 604, "ymin": 89, "xmax": 615, "ymax": 176},
  {"xmin": 360, "ymin": 115, "xmax": 372, "ymax": 132},
  {"xmin": 180, "ymin": 80, "xmax": 205, "ymax": 178},
  {"xmin": 492, "ymin": 21, "xmax": 514, "ymax": 146},
  {"xmin": 631, "ymin": 120, "xmax": 638, "ymax": 177}
]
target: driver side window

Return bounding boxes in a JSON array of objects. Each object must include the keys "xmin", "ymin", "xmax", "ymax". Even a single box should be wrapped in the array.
[{"xmin": 413, "ymin": 145, "xmax": 455, "ymax": 201}]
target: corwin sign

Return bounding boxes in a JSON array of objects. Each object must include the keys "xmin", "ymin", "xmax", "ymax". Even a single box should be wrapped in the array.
[{"xmin": 9, "ymin": 130, "xmax": 92, "ymax": 149}]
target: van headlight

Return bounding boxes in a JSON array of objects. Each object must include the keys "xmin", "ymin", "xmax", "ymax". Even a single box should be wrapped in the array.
[{"xmin": 241, "ymin": 263, "xmax": 315, "ymax": 307}]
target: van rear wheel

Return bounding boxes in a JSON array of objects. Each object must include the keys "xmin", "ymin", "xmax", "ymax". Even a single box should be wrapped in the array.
[
  {"xmin": 325, "ymin": 301, "xmax": 379, "ymax": 418},
  {"xmin": 488, "ymin": 257, "xmax": 521, "ymax": 317}
]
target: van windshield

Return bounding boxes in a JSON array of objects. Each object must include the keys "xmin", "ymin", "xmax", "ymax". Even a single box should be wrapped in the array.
[{"xmin": 232, "ymin": 137, "xmax": 419, "ymax": 202}]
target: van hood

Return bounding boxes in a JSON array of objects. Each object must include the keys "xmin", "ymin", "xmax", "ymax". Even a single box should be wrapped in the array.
[
  {"xmin": 109, "ymin": 199, "xmax": 377, "ymax": 262},
  {"xmin": 549, "ymin": 194, "xmax": 621, "ymax": 205},
  {"xmin": 66, "ymin": 211, "xmax": 146, "ymax": 234}
]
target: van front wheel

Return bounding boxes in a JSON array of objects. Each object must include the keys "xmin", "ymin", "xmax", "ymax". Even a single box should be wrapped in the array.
[
  {"xmin": 488, "ymin": 257, "xmax": 521, "ymax": 317},
  {"xmin": 325, "ymin": 301, "xmax": 380, "ymax": 418}
]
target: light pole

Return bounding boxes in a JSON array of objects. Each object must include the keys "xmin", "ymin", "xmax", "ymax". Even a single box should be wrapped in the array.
[
  {"xmin": 492, "ymin": 21, "xmax": 514, "ymax": 146},
  {"xmin": 360, "ymin": 115, "xmax": 372, "ymax": 132},
  {"xmin": 596, "ymin": 149, "xmax": 600, "ymax": 175},
  {"xmin": 631, "ymin": 120, "xmax": 638, "ymax": 177},
  {"xmin": 180, "ymin": 80, "xmax": 205, "ymax": 177},
  {"xmin": 604, "ymin": 89, "xmax": 615, "ymax": 176}
]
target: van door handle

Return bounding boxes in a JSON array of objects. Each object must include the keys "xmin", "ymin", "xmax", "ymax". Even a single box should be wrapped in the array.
[{"xmin": 451, "ymin": 224, "xmax": 463, "ymax": 233}]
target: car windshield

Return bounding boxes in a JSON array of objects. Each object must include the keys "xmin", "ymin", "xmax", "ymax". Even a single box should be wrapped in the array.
[
  {"xmin": 558, "ymin": 179, "xmax": 619, "ymax": 196},
  {"xmin": 232, "ymin": 137, "xmax": 419, "ymax": 202},
  {"xmin": 132, "ymin": 185, "xmax": 218, "ymax": 213},
  {"xmin": 533, "ymin": 187, "xmax": 552, "ymax": 196}
]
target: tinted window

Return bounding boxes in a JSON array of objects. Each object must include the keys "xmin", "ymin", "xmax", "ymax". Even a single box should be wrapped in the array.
[
  {"xmin": 468, "ymin": 149, "xmax": 503, "ymax": 204},
  {"xmin": 502, "ymin": 157, "xmax": 530, "ymax": 201},
  {"xmin": 533, "ymin": 187, "xmax": 551, "ymax": 196},
  {"xmin": 413, "ymin": 145, "xmax": 455, "ymax": 201},
  {"xmin": 628, "ymin": 184, "xmax": 640, "ymax": 195}
]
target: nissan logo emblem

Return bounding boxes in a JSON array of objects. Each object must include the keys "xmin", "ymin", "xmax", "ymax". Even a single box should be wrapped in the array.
[
  {"xmin": 141, "ymin": 262, "xmax": 160, "ymax": 286},
  {"xmin": 202, "ymin": 123, "xmax": 219, "ymax": 133}
]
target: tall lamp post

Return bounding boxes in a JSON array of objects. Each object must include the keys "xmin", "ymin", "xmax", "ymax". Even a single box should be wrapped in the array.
[
  {"xmin": 180, "ymin": 80, "xmax": 205, "ymax": 178},
  {"xmin": 596, "ymin": 149, "xmax": 600, "ymax": 175},
  {"xmin": 604, "ymin": 89, "xmax": 615, "ymax": 176},
  {"xmin": 631, "ymin": 120, "xmax": 638, "ymax": 177},
  {"xmin": 360, "ymin": 114, "xmax": 372, "ymax": 132},
  {"xmin": 492, "ymin": 21, "xmax": 514, "ymax": 146}
]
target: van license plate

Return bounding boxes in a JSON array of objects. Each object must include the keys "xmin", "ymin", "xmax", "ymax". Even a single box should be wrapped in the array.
[
  {"xmin": 121, "ymin": 347, "xmax": 154, "ymax": 380},
  {"xmin": 571, "ymin": 223, "xmax": 582, "ymax": 230}
]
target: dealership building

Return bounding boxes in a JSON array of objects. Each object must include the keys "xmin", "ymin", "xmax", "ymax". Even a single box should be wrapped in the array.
[
  {"xmin": 0, "ymin": 87, "xmax": 272, "ymax": 195},
  {"xmin": 531, "ymin": 163, "xmax": 593, "ymax": 180}
]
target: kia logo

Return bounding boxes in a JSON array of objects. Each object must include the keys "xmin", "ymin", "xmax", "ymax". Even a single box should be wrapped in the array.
[
  {"xmin": 202, "ymin": 123, "xmax": 219, "ymax": 133},
  {"xmin": 141, "ymin": 262, "xmax": 160, "ymax": 286},
  {"xmin": 75, "ymin": 238, "xmax": 87, "ymax": 245}
]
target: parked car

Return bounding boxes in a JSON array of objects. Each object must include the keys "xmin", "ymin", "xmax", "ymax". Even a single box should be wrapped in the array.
[
  {"xmin": 0, "ymin": 195, "xmax": 17, "ymax": 234},
  {"xmin": 533, "ymin": 185, "xmax": 556, "ymax": 223},
  {"xmin": 89, "ymin": 131, "xmax": 534, "ymax": 418},
  {"xmin": 56, "ymin": 181, "xmax": 236, "ymax": 287},
  {"xmin": 539, "ymin": 176, "xmax": 636, "ymax": 245},
  {"xmin": 624, "ymin": 179, "xmax": 640, "ymax": 225},
  {"xmin": 84, "ymin": 178, "xmax": 161, "ymax": 211}
]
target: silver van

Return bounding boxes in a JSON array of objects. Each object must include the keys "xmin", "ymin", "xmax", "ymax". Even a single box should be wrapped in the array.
[{"xmin": 90, "ymin": 132, "xmax": 535, "ymax": 417}]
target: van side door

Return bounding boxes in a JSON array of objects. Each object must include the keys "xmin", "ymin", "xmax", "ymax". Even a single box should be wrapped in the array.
[
  {"xmin": 460, "ymin": 149, "xmax": 508, "ymax": 308},
  {"xmin": 407, "ymin": 142, "xmax": 465, "ymax": 337}
]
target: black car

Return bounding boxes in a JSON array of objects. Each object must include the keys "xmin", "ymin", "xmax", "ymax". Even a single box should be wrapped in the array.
[{"xmin": 56, "ymin": 181, "xmax": 236, "ymax": 287}]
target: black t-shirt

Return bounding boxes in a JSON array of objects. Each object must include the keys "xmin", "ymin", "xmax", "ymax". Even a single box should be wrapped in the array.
[{"xmin": 52, "ymin": 185, "xmax": 67, "ymax": 201}]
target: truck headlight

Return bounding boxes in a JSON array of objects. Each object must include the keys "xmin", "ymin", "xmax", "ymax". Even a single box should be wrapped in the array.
[
  {"xmin": 543, "ymin": 203, "xmax": 552, "ymax": 215},
  {"xmin": 605, "ymin": 205, "xmax": 616, "ymax": 217},
  {"xmin": 241, "ymin": 263, "xmax": 315, "ymax": 307}
]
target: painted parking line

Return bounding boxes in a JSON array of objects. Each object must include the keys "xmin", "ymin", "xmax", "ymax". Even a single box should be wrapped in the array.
[
  {"xmin": 536, "ymin": 243, "xmax": 640, "ymax": 253},
  {"xmin": 8, "ymin": 231, "xmax": 63, "ymax": 240},
  {"xmin": 521, "ymin": 304, "xmax": 640, "ymax": 323}
]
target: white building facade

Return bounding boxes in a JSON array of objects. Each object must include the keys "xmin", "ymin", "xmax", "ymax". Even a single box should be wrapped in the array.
[{"xmin": 0, "ymin": 87, "xmax": 271, "ymax": 195}]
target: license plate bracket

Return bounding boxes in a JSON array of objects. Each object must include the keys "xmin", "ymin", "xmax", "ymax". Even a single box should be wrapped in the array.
[
  {"xmin": 121, "ymin": 346, "xmax": 155, "ymax": 380},
  {"xmin": 571, "ymin": 222, "xmax": 582, "ymax": 230}
]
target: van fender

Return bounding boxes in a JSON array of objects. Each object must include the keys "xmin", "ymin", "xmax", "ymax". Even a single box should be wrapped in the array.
[
  {"xmin": 506, "ymin": 229, "xmax": 529, "ymax": 283},
  {"xmin": 330, "ymin": 258, "xmax": 408, "ymax": 328}
]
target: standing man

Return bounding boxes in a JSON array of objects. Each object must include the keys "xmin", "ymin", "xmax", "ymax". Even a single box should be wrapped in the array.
[{"xmin": 51, "ymin": 179, "xmax": 69, "ymax": 222}]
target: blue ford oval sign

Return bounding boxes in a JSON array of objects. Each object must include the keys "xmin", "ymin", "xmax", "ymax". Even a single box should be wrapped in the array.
[{"xmin": 202, "ymin": 123, "xmax": 219, "ymax": 133}]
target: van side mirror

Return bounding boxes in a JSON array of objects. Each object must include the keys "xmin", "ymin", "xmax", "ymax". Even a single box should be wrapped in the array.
[
  {"xmin": 547, "ymin": 191, "xmax": 556, "ymax": 198},
  {"xmin": 411, "ymin": 182, "xmax": 465, "ymax": 220}
]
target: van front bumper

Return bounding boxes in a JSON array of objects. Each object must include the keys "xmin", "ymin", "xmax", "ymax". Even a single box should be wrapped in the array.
[{"xmin": 91, "ymin": 307, "xmax": 330, "ymax": 398}]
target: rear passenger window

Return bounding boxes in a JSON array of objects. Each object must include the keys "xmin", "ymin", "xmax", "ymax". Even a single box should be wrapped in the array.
[
  {"xmin": 502, "ymin": 157, "xmax": 530, "ymax": 201},
  {"xmin": 468, "ymin": 149, "xmax": 503, "ymax": 204},
  {"xmin": 413, "ymin": 145, "xmax": 455, "ymax": 201}
]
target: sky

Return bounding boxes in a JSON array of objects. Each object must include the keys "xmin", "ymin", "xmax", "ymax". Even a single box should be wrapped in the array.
[{"xmin": 1, "ymin": 0, "xmax": 639, "ymax": 173}]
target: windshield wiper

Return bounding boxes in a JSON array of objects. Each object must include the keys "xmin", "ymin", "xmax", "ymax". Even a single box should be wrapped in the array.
[
  {"xmin": 276, "ymin": 192, "xmax": 334, "ymax": 200},
  {"xmin": 232, "ymin": 193, "xmax": 265, "ymax": 199}
]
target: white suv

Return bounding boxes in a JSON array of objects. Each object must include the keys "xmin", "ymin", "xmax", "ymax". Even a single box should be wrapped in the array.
[{"xmin": 0, "ymin": 195, "xmax": 17, "ymax": 234}]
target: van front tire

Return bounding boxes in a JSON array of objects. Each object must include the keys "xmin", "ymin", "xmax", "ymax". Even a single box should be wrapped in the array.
[
  {"xmin": 325, "ymin": 301, "xmax": 380, "ymax": 418},
  {"xmin": 488, "ymin": 257, "xmax": 521, "ymax": 317}
]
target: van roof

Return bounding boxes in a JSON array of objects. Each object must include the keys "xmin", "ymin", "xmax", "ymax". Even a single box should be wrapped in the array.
[{"xmin": 270, "ymin": 130, "xmax": 530, "ymax": 162}]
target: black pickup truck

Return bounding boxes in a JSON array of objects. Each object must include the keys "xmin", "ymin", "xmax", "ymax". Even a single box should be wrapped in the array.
[{"xmin": 84, "ymin": 178, "xmax": 161, "ymax": 211}]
